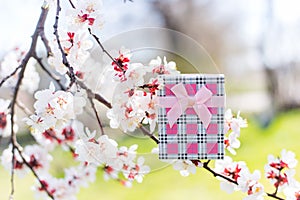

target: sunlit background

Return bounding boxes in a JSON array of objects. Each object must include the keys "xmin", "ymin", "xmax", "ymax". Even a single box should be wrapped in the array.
[{"xmin": 1, "ymin": 0, "xmax": 300, "ymax": 199}]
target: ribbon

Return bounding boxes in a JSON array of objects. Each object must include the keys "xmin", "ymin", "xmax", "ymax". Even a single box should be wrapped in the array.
[{"xmin": 158, "ymin": 83, "xmax": 224, "ymax": 129}]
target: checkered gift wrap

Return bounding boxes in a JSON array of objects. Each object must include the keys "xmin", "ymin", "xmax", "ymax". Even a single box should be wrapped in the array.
[{"xmin": 157, "ymin": 74, "xmax": 225, "ymax": 160}]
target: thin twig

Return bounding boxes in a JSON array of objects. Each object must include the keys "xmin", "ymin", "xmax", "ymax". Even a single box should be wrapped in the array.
[
  {"xmin": 77, "ymin": 80, "xmax": 112, "ymax": 109},
  {"xmin": 16, "ymin": 147, "xmax": 54, "ymax": 199},
  {"xmin": 67, "ymin": 0, "xmax": 76, "ymax": 9},
  {"xmin": 273, "ymin": 181, "xmax": 280, "ymax": 197},
  {"xmin": 38, "ymin": 26, "xmax": 52, "ymax": 57},
  {"xmin": 76, "ymin": 80, "xmax": 111, "ymax": 136},
  {"xmin": 202, "ymin": 160, "xmax": 237, "ymax": 184},
  {"xmin": 266, "ymin": 193, "xmax": 284, "ymax": 200},
  {"xmin": 34, "ymin": 56, "xmax": 65, "ymax": 90},
  {"xmin": 139, "ymin": 125, "xmax": 159, "ymax": 144},
  {"xmin": 89, "ymin": 98, "xmax": 105, "ymax": 135},
  {"xmin": 0, "ymin": 66, "xmax": 21, "ymax": 88},
  {"xmin": 53, "ymin": 0, "xmax": 76, "ymax": 88},
  {"xmin": 88, "ymin": 28, "xmax": 124, "ymax": 70}
]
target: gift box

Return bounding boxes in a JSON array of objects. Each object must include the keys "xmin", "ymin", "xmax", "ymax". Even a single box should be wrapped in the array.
[{"xmin": 157, "ymin": 74, "xmax": 225, "ymax": 160}]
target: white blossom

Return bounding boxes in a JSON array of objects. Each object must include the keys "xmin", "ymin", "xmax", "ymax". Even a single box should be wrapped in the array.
[
  {"xmin": 125, "ymin": 63, "xmax": 150, "ymax": 87},
  {"xmin": 24, "ymin": 82, "xmax": 86, "ymax": 132},
  {"xmin": 224, "ymin": 109, "xmax": 247, "ymax": 135},
  {"xmin": 123, "ymin": 156, "xmax": 150, "ymax": 183},
  {"xmin": 215, "ymin": 156, "xmax": 248, "ymax": 193},
  {"xmin": 238, "ymin": 170, "xmax": 265, "ymax": 200},
  {"xmin": 265, "ymin": 149, "xmax": 298, "ymax": 190},
  {"xmin": 48, "ymin": 31, "xmax": 93, "ymax": 79},
  {"xmin": 23, "ymin": 145, "xmax": 53, "ymax": 174},
  {"xmin": 65, "ymin": 164, "xmax": 97, "ymax": 189},
  {"xmin": 224, "ymin": 109, "xmax": 247, "ymax": 155},
  {"xmin": 283, "ymin": 182, "xmax": 300, "ymax": 200},
  {"xmin": 75, "ymin": 139, "xmax": 102, "ymax": 165},
  {"xmin": 173, "ymin": 160, "xmax": 198, "ymax": 177},
  {"xmin": 66, "ymin": 0, "xmax": 103, "ymax": 31},
  {"xmin": 149, "ymin": 56, "xmax": 179, "ymax": 75},
  {"xmin": 115, "ymin": 144, "xmax": 138, "ymax": 169}
]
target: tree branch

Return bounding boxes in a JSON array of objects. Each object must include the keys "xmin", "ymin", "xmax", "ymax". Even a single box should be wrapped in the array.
[
  {"xmin": 15, "ymin": 147, "xmax": 54, "ymax": 199},
  {"xmin": 139, "ymin": 125, "xmax": 159, "ymax": 144},
  {"xmin": 88, "ymin": 28, "xmax": 124, "ymax": 70},
  {"xmin": 0, "ymin": 66, "xmax": 21, "ymax": 88},
  {"xmin": 34, "ymin": 56, "xmax": 65, "ymax": 90},
  {"xmin": 8, "ymin": 5, "xmax": 50, "ymax": 199},
  {"xmin": 68, "ymin": 0, "xmax": 76, "ymax": 9},
  {"xmin": 202, "ymin": 160, "xmax": 237, "ymax": 184},
  {"xmin": 88, "ymin": 98, "xmax": 105, "ymax": 135},
  {"xmin": 53, "ymin": 0, "xmax": 76, "ymax": 88},
  {"xmin": 77, "ymin": 80, "xmax": 112, "ymax": 109},
  {"xmin": 39, "ymin": 30, "xmax": 52, "ymax": 57},
  {"xmin": 266, "ymin": 193, "xmax": 284, "ymax": 200}
]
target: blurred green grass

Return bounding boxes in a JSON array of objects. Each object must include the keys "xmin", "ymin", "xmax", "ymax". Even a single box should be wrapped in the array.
[{"xmin": 1, "ymin": 110, "xmax": 300, "ymax": 200}]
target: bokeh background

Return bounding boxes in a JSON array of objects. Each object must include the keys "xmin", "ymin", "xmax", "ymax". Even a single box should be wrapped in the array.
[{"xmin": 1, "ymin": 0, "xmax": 300, "ymax": 199}]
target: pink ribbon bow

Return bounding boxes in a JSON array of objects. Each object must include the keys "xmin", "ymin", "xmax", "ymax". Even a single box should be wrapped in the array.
[{"xmin": 158, "ymin": 83, "xmax": 225, "ymax": 129}]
